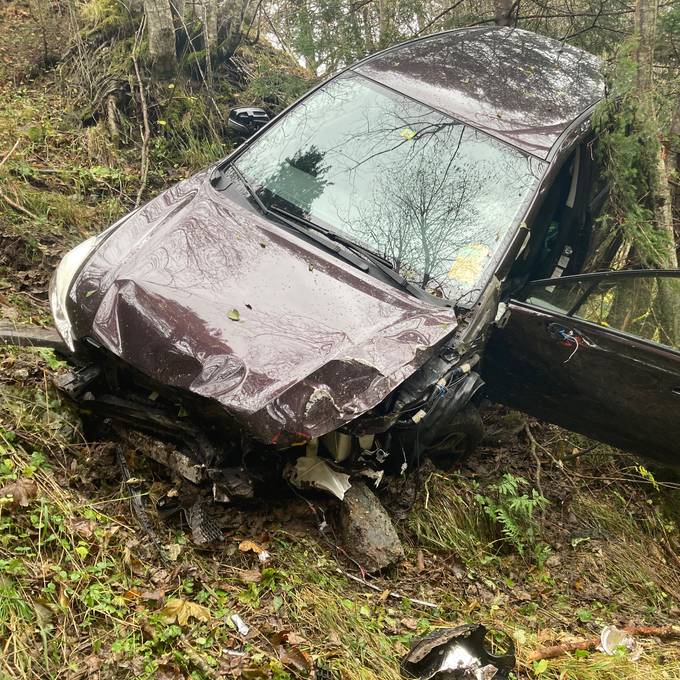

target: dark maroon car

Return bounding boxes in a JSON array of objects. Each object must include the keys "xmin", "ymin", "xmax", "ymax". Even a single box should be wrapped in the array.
[{"xmin": 49, "ymin": 27, "xmax": 680, "ymax": 502}]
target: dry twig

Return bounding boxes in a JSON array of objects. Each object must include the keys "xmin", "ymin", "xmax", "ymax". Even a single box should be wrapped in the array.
[{"xmin": 526, "ymin": 625, "xmax": 680, "ymax": 662}]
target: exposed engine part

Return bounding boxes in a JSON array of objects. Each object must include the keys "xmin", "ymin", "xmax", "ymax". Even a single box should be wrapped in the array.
[
  {"xmin": 322, "ymin": 431, "xmax": 354, "ymax": 462},
  {"xmin": 390, "ymin": 371, "xmax": 485, "ymax": 469}
]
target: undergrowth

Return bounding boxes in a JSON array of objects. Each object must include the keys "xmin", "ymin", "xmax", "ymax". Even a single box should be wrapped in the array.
[{"xmin": 1, "ymin": 3, "xmax": 679, "ymax": 676}]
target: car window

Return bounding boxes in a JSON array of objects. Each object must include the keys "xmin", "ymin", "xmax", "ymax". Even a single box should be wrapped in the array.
[
  {"xmin": 234, "ymin": 73, "xmax": 545, "ymax": 305},
  {"xmin": 522, "ymin": 274, "xmax": 680, "ymax": 350}
]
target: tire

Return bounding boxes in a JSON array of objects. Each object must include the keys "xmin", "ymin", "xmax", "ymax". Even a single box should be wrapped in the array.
[{"xmin": 426, "ymin": 405, "xmax": 484, "ymax": 467}]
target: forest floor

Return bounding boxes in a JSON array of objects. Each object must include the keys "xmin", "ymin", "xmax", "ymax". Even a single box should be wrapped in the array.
[{"xmin": 1, "ymin": 2, "xmax": 680, "ymax": 678}]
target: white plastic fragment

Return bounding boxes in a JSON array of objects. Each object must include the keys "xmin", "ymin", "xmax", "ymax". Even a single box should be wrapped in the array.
[
  {"xmin": 230, "ymin": 614, "xmax": 250, "ymax": 636},
  {"xmin": 288, "ymin": 454, "xmax": 352, "ymax": 500},
  {"xmin": 412, "ymin": 409, "xmax": 428, "ymax": 424},
  {"xmin": 360, "ymin": 468, "xmax": 384, "ymax": 488},
  {"xmin": 599, "ymin": 626, "xmax": 642, "ymax": 661}
]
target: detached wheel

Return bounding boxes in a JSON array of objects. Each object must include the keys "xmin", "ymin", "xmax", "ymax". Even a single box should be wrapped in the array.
[{"xmin": 426, "ymin": 405, "xmax": 484, "ymax": 467}]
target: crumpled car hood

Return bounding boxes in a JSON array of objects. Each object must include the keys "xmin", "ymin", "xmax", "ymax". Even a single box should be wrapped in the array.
[{"xmin": 68, "ymin": 169, "xmax": 458, "ymax": 444}]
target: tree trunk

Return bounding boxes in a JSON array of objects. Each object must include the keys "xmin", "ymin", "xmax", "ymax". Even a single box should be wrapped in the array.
[
  {"xmin": 201, "ymin": 0, "xmax": 218, "ymax": 84},
  {"xmin": 377, "ymin": 0, "xmax": 394, "ymax": 48},
  {"xmin": 634, "ymin": 0, "xmax": 677, "ymax": 267},
  {"xmin": 221, "ymin": 0, "xmax": 256, "ymax": 59},
  {"xmin": 494, "ymin": 0, "xmax": 515, "ymax": 27},
  {"xmin": 143, "ymin": 0, "xmax": 177, "ymax": 78},
  {"xmin": 665, "ymin": 90, "xmax": 680, "ymax": 262}
]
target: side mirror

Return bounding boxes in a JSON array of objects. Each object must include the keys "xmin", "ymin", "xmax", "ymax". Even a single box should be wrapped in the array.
[{"xmin": 228, "ymin": 107, "xmax": 270, "ymax": 138}]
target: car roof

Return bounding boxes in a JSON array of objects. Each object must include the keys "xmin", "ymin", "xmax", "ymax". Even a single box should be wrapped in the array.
[{"xmin": 353, "ymin": 26, "xmax": 604, "ymax": 159}]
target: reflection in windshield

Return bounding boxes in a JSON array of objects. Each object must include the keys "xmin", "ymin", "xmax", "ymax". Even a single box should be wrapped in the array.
[{"xmin": 235, "ymin": 73, "xmax": 545, "ymax": 303}]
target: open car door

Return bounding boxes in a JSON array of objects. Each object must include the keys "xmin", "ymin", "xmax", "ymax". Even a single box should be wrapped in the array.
[{"xmin": 483, "ymin": 270, "xmax": 680, "ymax": 466}]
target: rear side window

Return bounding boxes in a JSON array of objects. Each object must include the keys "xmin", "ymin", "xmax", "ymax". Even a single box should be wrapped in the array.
[{"xmin": 522, "ymin": 274, "xmax": 680, "ymax": 351}]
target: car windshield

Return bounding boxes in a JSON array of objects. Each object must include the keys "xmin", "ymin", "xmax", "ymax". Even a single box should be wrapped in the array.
[{"xmin": 234, "ymin": 73, "xmax": 545, "ymax": 304}]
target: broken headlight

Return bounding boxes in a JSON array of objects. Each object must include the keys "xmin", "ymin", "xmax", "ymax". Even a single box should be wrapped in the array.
[{"xmin": 49, "ymin": 236, "xmax": 99, "ymax": 352}]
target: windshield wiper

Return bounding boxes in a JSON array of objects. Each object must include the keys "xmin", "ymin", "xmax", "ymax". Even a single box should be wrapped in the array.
[
  {"xmin": 267, "ymin": 205, "xmax": 440, "ymax": 304},
  {"xmin": 227, "ymin": 167, "xmax": 444, "ymax": 305},
  {"xmin": 229, "ymin": 166, "xmax": 371, "ymax": 274},
  {"xmin": 268, "ymin": 205, "xmax": 393, "ymax": 268}
]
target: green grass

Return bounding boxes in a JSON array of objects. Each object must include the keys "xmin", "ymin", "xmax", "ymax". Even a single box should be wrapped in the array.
[{"xmin": 2, "ymin": 364, "xmax": 679, "ymax": 679}]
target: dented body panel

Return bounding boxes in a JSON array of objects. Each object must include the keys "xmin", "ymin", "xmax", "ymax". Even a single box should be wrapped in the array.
[{"xmin": 67, "ymin": 171, "xmax": 458, "ymax": 445}]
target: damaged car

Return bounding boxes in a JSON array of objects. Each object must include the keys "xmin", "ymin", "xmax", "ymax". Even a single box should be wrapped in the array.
[{"xmin": 45, "ymin": 26, "xmax": 680, "ymax": 512}]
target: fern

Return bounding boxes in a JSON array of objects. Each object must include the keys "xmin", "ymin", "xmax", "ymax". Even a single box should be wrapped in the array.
[{"xmin": 475, "ymin": 474, "xmax": 549, "ymax": 560}]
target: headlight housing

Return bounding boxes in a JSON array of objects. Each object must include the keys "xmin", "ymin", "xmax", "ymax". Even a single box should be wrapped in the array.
[
  {"xmin": 49, "ymin": 236, "xmax": 99, "ymax": 352},
  {"xmin": 49, "ymin": 209, "xmax": 141, "ymax": 352}
]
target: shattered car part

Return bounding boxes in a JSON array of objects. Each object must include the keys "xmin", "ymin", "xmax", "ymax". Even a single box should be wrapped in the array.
[
  {"xmin": 286, "ymin": 444, "xmax": 352, "ymax": 500},
  {"xmin": 187, "ymin": 498, "xmax": 224, "ymax": 545},
  {"xmin": 0, "ymin": 321, "xmax": 69, "ymax": 355},
  {"xmin": 401, "ymin": 624, "xmax": 515, "ymax": 680}
]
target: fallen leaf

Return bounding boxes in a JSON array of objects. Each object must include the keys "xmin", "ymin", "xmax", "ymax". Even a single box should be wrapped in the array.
[
  {"xmin": 279, "ymin": 645, "xmax": 312, "ymax": 674},
  {"xmin": 239, "ymin": 539, "xmax": 265, "ymax": 555},
  {"xmin": 159, "ymin": 598, "xmax": 211, "ymax": 626},
  {"xmin": 227, "ymin": 309, "xmax": 240, "ymax": 321},
  {"xmin": 68, "ymin": 518, "xmax": 97, "ymax": 537},
  {"xmin": 400, "ymin": 617, "xmax": 419, "ymax": 631},
  {"xmin": 141, "ymin": 589, "xmax": 166, "ymax": 602},
  {"xmin": 165, "ymin": 543, "xmax": 182, "ymax": 562},
  {"xmin": 285, "ymin": 632, "xmax": 307, "ymax": 646},
  {"xmin": 0, "ymin": 478, "xmax": 38, "ymax": 508},
  {"xmin": 239, "ymin": 569, "xmax": 262, "ymax": 584}
]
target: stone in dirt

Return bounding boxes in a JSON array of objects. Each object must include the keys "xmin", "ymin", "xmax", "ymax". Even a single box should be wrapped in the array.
[{"xmin": 336, "ymin": 480, "xmax": 404, "ymax": 572}]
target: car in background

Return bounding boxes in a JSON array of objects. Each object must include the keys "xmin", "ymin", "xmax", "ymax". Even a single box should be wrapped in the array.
[{"xmin": 49, "ymin": 26, "xmax": 680, "ymax": 505}]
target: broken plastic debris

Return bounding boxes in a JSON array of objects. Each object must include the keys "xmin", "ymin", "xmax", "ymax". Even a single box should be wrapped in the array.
[
  {"xmin": 401, "ymin": 624, "xmax": 515, "ymax": 680},
  {"xmin": 231, "ymin": 613, "xmax": 250, "ymax": 636},
  {"xmin": 599, "ymin": 625, "xmax": 642, "ymax": 661},
  {"xmin": 360, "ymin": 468, "xmax": 384, "ymax": 488},
  {"xmin": 287, "ymin": 454, "xmax": 351, "ymax": 500}
]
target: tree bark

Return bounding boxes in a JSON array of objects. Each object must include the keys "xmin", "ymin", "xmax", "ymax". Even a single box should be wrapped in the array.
[
  {"xmin": 634, "ymin": 0, "xmax": 677, "ymax": 267},
  {"xmin": 494, "ymin": 0, "xmax": 515, "ymax": 27},
  {"xmin": 143, "ymin": 0, "xmax": 177, "ymax": 78},
  {"xmin": 201, "ymin": 0, "xmax": 218, "ymax": 84}
]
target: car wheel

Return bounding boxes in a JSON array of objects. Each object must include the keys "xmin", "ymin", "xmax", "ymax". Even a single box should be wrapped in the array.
[{"xmin": 426, "ymin": 405, "xmax": 484, "ymax": 467}]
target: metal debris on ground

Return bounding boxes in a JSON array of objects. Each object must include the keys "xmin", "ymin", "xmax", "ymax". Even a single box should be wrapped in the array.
[
  {"xmin": 116, "ymin": 446, "xmax": 169, "ymax": 564},
  {"xmin": 401, "ymin": 624, "xmax": 515, "ymax": 680},
  {"xmin": 187, "ymin": 498, "xmax": 224, "ymax": 545}
]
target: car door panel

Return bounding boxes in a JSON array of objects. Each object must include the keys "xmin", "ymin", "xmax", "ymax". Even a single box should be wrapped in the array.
[{"xmin": 483, "ymin": 272, "xmax": 680, "ymax": 466}]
